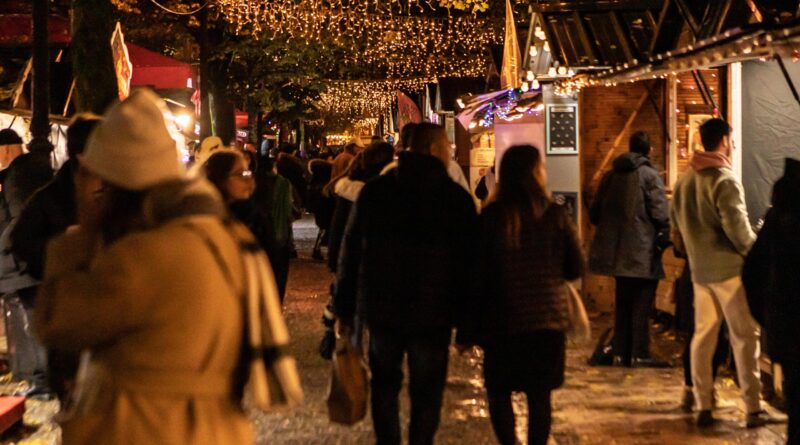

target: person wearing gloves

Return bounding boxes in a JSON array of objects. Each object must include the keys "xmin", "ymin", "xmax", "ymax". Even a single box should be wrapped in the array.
[{"xmin": 34, "ymin": 89, "xmax": 253, "ymax": 444}]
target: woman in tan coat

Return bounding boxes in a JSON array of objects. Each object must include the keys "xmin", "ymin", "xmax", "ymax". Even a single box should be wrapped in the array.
[{"xmin": 34, "ymin": 90, "xmax": 253, "ymax": 444}]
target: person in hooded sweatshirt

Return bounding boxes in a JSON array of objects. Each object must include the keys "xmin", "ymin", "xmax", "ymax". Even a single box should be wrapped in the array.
[
  {"xmin": 589, "ymin": 131, "xmax": 670, "ymax": 368},
  {"xmin": 671, "ymin": 118, "xmax": 767, "ymax": 428},
  {"xmin": 743, "ymin": 157, "xmax": 800, "ymax": 443},
  {"xmin": 34, "ymin": 89, "xmax": 254, "ymax": 444}
]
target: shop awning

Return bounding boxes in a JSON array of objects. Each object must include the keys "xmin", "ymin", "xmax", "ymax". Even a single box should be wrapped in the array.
[
  {"xmin": 127, "ymin": 43, "xmax": 197, "ymax": 90},
  {"xmin": 558, "ymin": 20, "xmax": 800, "ymax": 87}
]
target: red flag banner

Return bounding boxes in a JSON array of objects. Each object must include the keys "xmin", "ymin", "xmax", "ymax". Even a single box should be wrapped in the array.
[{"xmin": 396, "ymin": 91, "xmax": 422, "ymax": 131}]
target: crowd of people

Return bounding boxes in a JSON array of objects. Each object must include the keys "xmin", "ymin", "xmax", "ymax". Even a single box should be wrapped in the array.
[{"xmin": 0, "ymin": 88, "xmax": 795, "ymax": 445}]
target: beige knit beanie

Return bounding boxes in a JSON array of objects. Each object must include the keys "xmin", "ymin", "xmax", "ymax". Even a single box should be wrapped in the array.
[{"xmin": 82, "ymin": 89, "xmax": 185, "ymax": 190}]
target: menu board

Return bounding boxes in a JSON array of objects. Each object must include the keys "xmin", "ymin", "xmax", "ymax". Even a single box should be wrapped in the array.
[{"xmin": 546, "ymin": 104, "xmax": 578, "ymax": 155}]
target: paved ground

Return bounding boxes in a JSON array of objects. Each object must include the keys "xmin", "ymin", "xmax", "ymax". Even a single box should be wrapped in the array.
[{"xmin": 251, "ymin": 217, "xmax": 789, "ymax": 445}]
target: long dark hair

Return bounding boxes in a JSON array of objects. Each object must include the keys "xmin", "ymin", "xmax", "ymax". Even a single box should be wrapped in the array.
[
  {"xmin": 494, "ymin": 145, "xmax": 551, "ymax": 248},
  {"xmin": 204, "ymin": 150, "xmax": 243, "ymax": 202}
]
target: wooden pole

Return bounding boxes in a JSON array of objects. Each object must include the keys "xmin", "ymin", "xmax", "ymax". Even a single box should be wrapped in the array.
[{"xmin": 31, "ymin": 0, "xmax": 50, "ymax": 147}]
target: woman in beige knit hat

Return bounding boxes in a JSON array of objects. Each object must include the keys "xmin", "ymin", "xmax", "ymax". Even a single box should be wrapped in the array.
[{"xmin": 34, "ymin": 89, "xmax": 258, "ymax": 445}]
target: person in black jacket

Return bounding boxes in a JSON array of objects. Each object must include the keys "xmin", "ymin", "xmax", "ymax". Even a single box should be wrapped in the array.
[
  {"xmin": 743, "ymin": 157, "xmax": 800, "ymax": 444},
  {"xmin": 460, "ymin": 145, "xmax": 583, "ymax": 445},
  {"xmin": 335, "ymin": 123, "xmax": 478, "ymax": 445},
  {"xmin": 326, "ymin": 142, "xmax": 394, "ymax": 273},
  {"xmin": 589, "ymin": 131, "xmax": 670, "ymax": 368}
]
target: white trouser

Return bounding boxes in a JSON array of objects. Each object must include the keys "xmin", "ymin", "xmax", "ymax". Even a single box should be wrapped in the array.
[{"xmin": 691, "ymin": 276, "xmax": 761, "ymax": 412}]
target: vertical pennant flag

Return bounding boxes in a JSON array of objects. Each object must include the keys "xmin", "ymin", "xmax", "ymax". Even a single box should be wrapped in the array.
[
  {"xmin": 500, "ymin": 0, "xmax": 521, "ymax": 90},
  {"xmin": 396, "ymin": 91, "xmax": 422, "ymax": 131},
  {"xmin": 110, "ymin": 22, "xmax": 132, "ymax": 100}
]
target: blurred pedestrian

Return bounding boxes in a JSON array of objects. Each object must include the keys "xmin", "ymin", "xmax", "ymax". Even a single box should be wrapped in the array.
[
  {"xmin": 247, "ymin": 156, "xmax": 294, "ymax": 302},
  {"xmin": 327, "ymin": 142, "xmax": 394, "ymax": 274},
  {"xmin": 10, "ymin": 114, "xmax": 101, "ymax": 399},
  {"xmin": 335, "ymin": 123, "xmax": 477, "ymax": 445},
  {"xmin": 744, "ymin": 157, "xmax": 800, "ymax": 441},
  {"xmin": 34, "ymin": 90, "xmax": 253, "ymax": 444},
  {"xmin": 671, "ymin": 118, "xmax": 765, "ymax": 428},
  {"xmin": 330, "ymin": 138, "xmax": 364, "ymax": 179},
  {"xmin": 307, "ymin": 159, "xmax": 334, "ymax": 261},
  {"xmin": 0, "ymin": 129, "xmax": 54, "ymax": 394},
  {"xmin": 589, "ymin": 131, "xmax": 670, "ymax": 368},
  {"xmin": 204, "ymin": 150, "xmax": 256, "ymax": 206},
  {"xmin": 459, "ymin": 145, "xmax": 583, "ymax": 445}
]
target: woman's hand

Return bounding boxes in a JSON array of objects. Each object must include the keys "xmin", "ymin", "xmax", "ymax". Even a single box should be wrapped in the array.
[{"xmin": 74, "ymin": 161, "xmax": 109, "ymax": 232}]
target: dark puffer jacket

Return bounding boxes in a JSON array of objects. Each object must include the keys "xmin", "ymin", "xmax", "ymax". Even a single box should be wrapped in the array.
[
  {"xmin": 10, "ymin": 159, "xmax": 77, "ymax": 280},
  {"xmin": 334, "ymin": 152, "xmax": 478, "ymax": 333},
  {"xmin": 743, "ymin": 158, "xmax": 800, "ymax": 364},
  {"xmin": 589, "ymin": 152, "xmax": 669, "ymax": 279},
  {"xmin": 463, "ymin": 203, "xmax": 584, "ymax": 342}
]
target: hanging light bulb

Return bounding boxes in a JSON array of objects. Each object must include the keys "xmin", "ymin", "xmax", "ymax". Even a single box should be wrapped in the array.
[
  {"xmin": 526, "ymin": 71, "xmax": 535, "ymax": 82},
  {"xmin": 532, "ymin": 79, "xmax": 540, "ymax": 89},
  {"xmin": 543, "ymin": 41, "xmax": 550, "ymax": 52},
  {"xmin": 558, "ymin": 66, "xmax": 567, "ymax": 75},
  {"xmin": 521, "ymin": 81, "xmax": 530, "ymax": 92},
  {"xmin": 529, "ymin": 46, "xmax": 538, "ymax": 57},
  {"xmin": 548, "ymin": 67, "xmax": 557, "ymax": 77},
  {"xmin": 456, "ymin": 98, "xmax": 465, "ymax": 109},
  {"xmin": 468, "ymin": 121, "xmax": 477, "ymax": 129},
  {"xmin": 567, "ymin": 68, "xmax": 575, "ymax": 76}
]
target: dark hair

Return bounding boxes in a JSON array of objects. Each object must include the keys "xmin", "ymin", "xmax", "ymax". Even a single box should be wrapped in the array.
[
  {"xmin": 629, "ymin": 131, "xmax": 651, "ymax": 156},
  {"xmin": 699, "ymin": 118, "xmax": 731, "ymax": 152},
  {"xmin": 495, "ymin": 145, "xmax": 550, "ymax": 248},
  {"xmin": 100, "ymin": 186, "xmax": 147, "ymax": 244},
  {"xmin": 408, "ymin": 122, "xmax": 445, "ymax": 156},
  {"xmin": 67, "ymin": 113, "xmax": 102, "ymax": 159},
  {"xmin": 399, "ymin": 123, "xmax": 418, "ymax": 150},
  {"xmin": 204, "ymin": 151, "xmax": 243, "ymax": 202},
  {"xmin": 0, "ymin": 129, "xmax": 22, "ymax": 145},
  {"xmin": 350, "ymin": 142, "xmax": 395, "ymax": 181}
]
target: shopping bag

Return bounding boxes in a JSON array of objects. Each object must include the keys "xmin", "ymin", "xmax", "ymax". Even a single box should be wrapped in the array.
[
  {"xmin": 327, "ymin": 338, "xmax": 368, "ymax": 425},
  {"xmin": 566, "ymin": 283, "xmax": 592, "ymax": 345}
]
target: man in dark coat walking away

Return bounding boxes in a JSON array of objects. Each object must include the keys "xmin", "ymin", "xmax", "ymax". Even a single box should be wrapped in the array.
[
  {"xmin": 335, "ymin": 123, "xmax": 478, "ymax": 445},
  {"xmin": 589, "ymin": 131, "xmax": 670, "ymax": 368},
  {"xmin": 744, "ymin": 157, "xmax": 800, "ymax": 442}
]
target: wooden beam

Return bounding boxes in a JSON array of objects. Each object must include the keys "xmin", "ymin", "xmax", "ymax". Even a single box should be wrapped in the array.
[
  {"xmin": 532, "ymin": 0, "xmax": 664, "ymax": 13},
  {"xmin": 591, "ymin": 91, "xmax": 650, "ymax": 185},
  {"xmin": 609, "ymin": 11, "xmax": 637, "ymax": 61}
]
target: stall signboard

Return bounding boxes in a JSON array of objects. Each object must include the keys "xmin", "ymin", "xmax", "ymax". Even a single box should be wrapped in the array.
[
  {"xmin": 546, "ymin": 104, "xmax": 578, "ymax": 155},
  {"xmin": 470, "ymin": 147, "xmax": 495, "ymax": 168},
  {"xmin": 110, "ymin": 22, "xmax": 132, "ymax": 100}
]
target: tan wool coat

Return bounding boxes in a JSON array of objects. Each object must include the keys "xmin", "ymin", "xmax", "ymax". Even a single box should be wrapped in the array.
[{"xmin": 35, "ymin": 214, "xmax": 253, "ymax": 445}]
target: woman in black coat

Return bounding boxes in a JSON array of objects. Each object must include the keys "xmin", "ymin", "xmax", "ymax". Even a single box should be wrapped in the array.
[
  {"xmin": 743, "ymin": 158, "xmax": 800, "ymax": 444},
  {"xmin": 460, "ymin": 145, "xmax": 584, "ymax": 445}
]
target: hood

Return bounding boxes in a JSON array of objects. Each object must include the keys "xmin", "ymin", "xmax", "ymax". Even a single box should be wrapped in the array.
[
  {"xmin": 142, "ymin": 177, "xmax": 228, "ymax": 228},
  {"xmin": 690, "ymin": 151, "xmax": 732, "ymax": 171},
  {"xmin": 612, "ymin": 152, "xmax": 651, "ymax": 173},
  {"xmin": 334, "ymin": 177, "xmax": 366, "ymax": 202},
  {"xmin": 772, "ymin": 158, "xmax": 800, "ymax": 212}
]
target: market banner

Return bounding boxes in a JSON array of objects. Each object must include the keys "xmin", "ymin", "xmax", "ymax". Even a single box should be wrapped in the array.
[
  {"xmin": 110, "ymin": 22, "xmax": 132, "ymax": 100},
  {"xmin": 500, "ymin": 0, "xmax": 521, "ymax": 90},
  {"xmin": 396, "ymin": 91, "xmax": 422, "ymax": 131}
]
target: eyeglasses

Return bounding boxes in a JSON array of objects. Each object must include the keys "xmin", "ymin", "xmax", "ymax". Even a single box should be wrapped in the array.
[{"xmin": 230, "ymin": 170, "xmax": 253, "ymax": 179}]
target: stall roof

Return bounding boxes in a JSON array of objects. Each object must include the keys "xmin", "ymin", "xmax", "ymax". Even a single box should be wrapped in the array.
[
  {"xmin": 558, "ymin": 19, "xmax": 800, "ymax": 88},
  {"xmin": 127, "ymin": 43, "xmax": 197, "ymax": 90},
  {"xmin": 0, "ymin": 14, "xmax": 70, "ymax": 47},
  {"xmin": 530, "ymin": 0, "xmax": 758, "ymax": 68}
]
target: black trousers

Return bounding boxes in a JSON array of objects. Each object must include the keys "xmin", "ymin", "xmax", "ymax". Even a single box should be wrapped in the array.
[
  {"xmin": 784, "ymin": 360, "xmax": 800, "ymax": 445},
  {"xmin": 368, "ymin": 329, "xmax": 450, "ymax": 445},
  {"xmin": 487, "ymin": 388, "xmax": 552, "ymax": 445},
  {"xmin": 613, "ymin": 276, "xmax": 658, "ymax": 361}
]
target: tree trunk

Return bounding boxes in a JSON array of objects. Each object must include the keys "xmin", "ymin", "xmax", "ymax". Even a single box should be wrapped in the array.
[
  {"xmin": 71, "ymin": 0, "xmax": 117, "ymax": 114},
  {"xmin": 198, "ymin": 8, "xmax": 212, "ymax": 139},
  {"xmin": 208, "ymin": 60, "xmax": 235, "ymax": 145}
]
